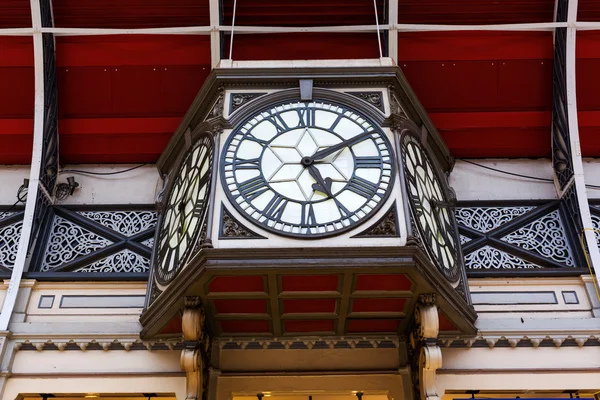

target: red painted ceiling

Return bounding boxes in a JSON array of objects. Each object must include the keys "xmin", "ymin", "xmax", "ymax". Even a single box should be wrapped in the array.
[{"xmin": 1, "ymin": 1, "xmax": 600, "ymax": 165}]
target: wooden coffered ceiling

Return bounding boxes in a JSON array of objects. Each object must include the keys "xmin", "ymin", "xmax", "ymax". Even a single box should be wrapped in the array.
[
  {"xmin": 2, "ymin": 0, "xmax": 600, "ymax": 165},
  {"xmin": 140, "ymin": 247, "xmax": 476, "ymax": 339}
]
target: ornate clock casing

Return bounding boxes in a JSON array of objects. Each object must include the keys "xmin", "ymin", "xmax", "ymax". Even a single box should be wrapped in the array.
[
  {"xmin": 154, "ymin": 133, "xmax": 214, "ymax": 286},
  {"xmin": 400, "ymin": 127, "xmax": 462, "ymax": 284}
]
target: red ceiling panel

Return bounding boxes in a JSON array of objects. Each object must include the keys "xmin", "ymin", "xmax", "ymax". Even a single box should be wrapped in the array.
[
  {"xmin": 213, "ymin": 299, "xmax": 268, "ymax": 314},
  {"xmin": 281, "ymin": 275, "xmax": 339, "ymax": 292},
  {"xmin": 209, "ymin": 276, "xmax": 265, "ymax": 293},
  {"xmin": 53, "ymin": 0, "xmax": 209, "ymax": 28},
  {"xmin": 576, "ymin": 32, "xmax": 600, "ymax": 156},
  {"xmin": 284, "ymin": 320, "xmax": 335, "ymax": 333},
  {"xmin": 227, "ymin": 33, "xmax": 381, "ymax": 61},
  {"xmin": 578, "ymin": 0, "xmax": 600, "ymax": 21},
  {"xmin": 399, "ymin": 31, "xmax": 554, "ymax": 158},
  {"xmin": 0, "ymin": 0, "xmax": 31, "ymax": 28},
  {"xmin": 0, "ymin": 37, "xmax": 33, "ymax": 165},
  {"xmin": 352, "ymin": 298, "xmax": 407, "ymax": 313},
  {"xmin": 399, "ymin": 0, "xmax": 554, "ymax": 24},
  {"xmin": 282, "ymin": 299, "xmax": 337, "ymax": 314},
  {"xmin": 222, "ymin": 0, "xmax": 384, "ymax": 27},
  {"xmin": 55, "ymin": 35, "xmax": 210, "ymax": 163},
  {"xmin": 439, "ymin": 313, "xmax": 457, "ymax": 331},
  {"xmin": 347, "ymin": 319, "xmax": 400, "ymax": 333},
  {"xmin": 355, "ymin": 274, "xmax": 412, "ymax": 291},
  {"xmin": 220, "ymin": 320, "xmax": 271, "ymax": 333}
]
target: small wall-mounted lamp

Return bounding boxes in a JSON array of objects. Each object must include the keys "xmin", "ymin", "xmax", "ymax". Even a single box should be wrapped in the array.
[{"xmin": 55, "ymin": 176, "xmax": 79, "ymax": 200}]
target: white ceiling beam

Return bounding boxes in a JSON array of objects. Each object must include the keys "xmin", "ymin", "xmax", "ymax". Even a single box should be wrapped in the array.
[{"xmin": 388, "ymin": 0, "xmax": 399, "ymax": 63}]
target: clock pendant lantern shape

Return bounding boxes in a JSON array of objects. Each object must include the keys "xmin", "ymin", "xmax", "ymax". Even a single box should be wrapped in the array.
[
  {"xmin": 156, "ymin": 134, "xmax": 214, "ymax": 284},
  {"xmin": 401, "ymin": 132, "xmax": 460, "ymax": 283},
  {"xmin": 221, "ymin": 101, "xmax": 396, "ymax": 238}
]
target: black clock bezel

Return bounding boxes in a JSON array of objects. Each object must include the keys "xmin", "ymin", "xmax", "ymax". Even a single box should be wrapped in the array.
[
  {"xmin": 400, "ymin": 129, "xmax": 461, "ymax": 283},
  {"xmin": 155, "ymin": 133, "xmax": 214, "ymax": 285},
  {"xmin": 220, "ymin": 99, "xmax": 396, "ymax": 239}
]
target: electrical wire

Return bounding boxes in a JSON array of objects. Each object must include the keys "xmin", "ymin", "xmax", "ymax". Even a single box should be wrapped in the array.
[
  {"xmin": 59, "ymin": 163, "xmax": 147, "ymax": 176},
  {"xmin": 0, "ymin": 183, "xmax": 28, "ymax": 220},
  {"xmin": 458, "ymin": 158, "xmax": 600, "ymax": 190}
]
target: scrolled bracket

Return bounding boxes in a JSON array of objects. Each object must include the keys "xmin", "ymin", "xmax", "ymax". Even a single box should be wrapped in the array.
[
  {"xmin": 180, "ymin": 297, "xmax": 211, "ymax": 400},
  {"xmin": 409, "ymin": 293, "xmax": 442, "ymax": 400}
]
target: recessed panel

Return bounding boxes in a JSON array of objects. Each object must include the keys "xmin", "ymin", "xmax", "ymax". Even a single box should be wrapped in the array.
[
  {"xmin": 355, "ymin": 274, "xmax": 411, "ymax": 292},
  {"xmin": 351, "ymin": 298, "xmax": 406, "ymax": 313},
  {"xmin": 347, "ymin": 319, "xmax": 400, "ymax": 333},
  {"xmin": 213, "ymin": 299, "xmax": 268, "ymax": 314},
  {"xmin": 281, "ymin": 275, "xmax": 339, "ymax": 292},
  {"xmin": 284, "ymin": 320, "xmax": 335, "ymax": 333},
  {"xmin": 283, "ymin": 299, "xmax": 337, "ymax": 314},
  {"xmin": 209, "ymin": 276, "xmax": 265, "ymax": 293},
  {"xmin": 220, "ymin": 320, "xmax": 271, "ymax": 333}
]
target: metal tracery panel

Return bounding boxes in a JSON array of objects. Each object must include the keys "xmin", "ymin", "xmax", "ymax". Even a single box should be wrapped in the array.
[
  {"xmin": 31, "ymin": 207, "xmax": 157, "ymax": 276},
  {"xmin": 0, "ymin": 211, "xmax": 25, "ymax": 271},
  {"xmin": 456, "ymin": 202, "xmax": 584, "ymax": 274}
]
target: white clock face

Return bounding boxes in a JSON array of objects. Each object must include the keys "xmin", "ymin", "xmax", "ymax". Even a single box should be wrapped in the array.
[
  {"xmin": 401, "ymin": 133, "xmax": 460, "ymax": 282},
  {"xmin": 221, "ymin": 100, "xmax": 395, "ymax": 238},
  {"xmin": 156, "ymin": 135, "xmax": 213, "ymax": 284}
]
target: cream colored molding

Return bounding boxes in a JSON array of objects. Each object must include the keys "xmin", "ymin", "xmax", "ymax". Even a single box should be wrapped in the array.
[
  {"xmin": 13, "ymin": 338, "xmax": 180, "ymax": 352},
  {"xmin": 440, "ymin": 334, "xmax": 598, "ymax": 348},
  {"xmin": 468, "ymin": 277, "xmax": 588, "ymax": 287},
  {"xmin": 31, "ymin": 281, "xmax": 147, "ymax": 291}
]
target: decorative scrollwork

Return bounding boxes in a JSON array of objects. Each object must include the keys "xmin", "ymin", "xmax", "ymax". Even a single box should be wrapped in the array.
[
  {"xmin": 229, "ymin": 93, "xmax": 266, "ymax": 112},
  {"xmin": 78, "ymin": 211, "xmax": 157, "ymax": 237},
  {"xmin": 591, "ymin": 214, "xmax": 600, "ymax": 248},
  {"xmin": 501, "ymin": 210, "xmax": 575, "ymax": 266},
  {"xmin": 353, "ymin": 204, "xmax": 399, "ymax": 237},
  {"xmin": 464, "ymin": 245, "xmax": 541, "ymax": 269},
  {"xmin": 0, "ymin": 221, "xmax": 22, "ymax": 269},
  {"xmin": 73, "ymin": 249, "xmax": 149, "ymax": 273},
  {"xmin": 347, "ymin": 91, "xmax": 385, "ymax": 112},
  {"xmin": 459, "ymin": 235, "xmax": 471, "ymax": 244},
  {"xmin": 455, "ymin": 207, "xmax": 534, "ymax": 233},
  {"xmin": 41, "ymin": 216, "xmax": 112, "ymax": 271},
  {"xmin": 142, "ymin": 237, "xmax": 154, "ymax": 248}
]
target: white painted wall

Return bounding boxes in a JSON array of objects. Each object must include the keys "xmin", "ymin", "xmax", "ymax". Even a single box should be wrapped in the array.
[
  {"xmin": 583, "ymin": 158, "xmax": 600, "ymax": 199},
  {"xmin": 57, "ymin": 164, "xmax": 163, "ymax": 205},
  {"xmin": 450, "ymin": 159, "xmax": 556, "ymax": 200},
  {"xmin": 0, "ymin": 166, "xmax": 30, "ymax": 205}
]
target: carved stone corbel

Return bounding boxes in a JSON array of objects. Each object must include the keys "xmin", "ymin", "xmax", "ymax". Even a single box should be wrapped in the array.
[
  {"xmin": 409, "ymin": 293, "xmax": 442, "ymax": 400},
  {"xmin": 181, "ymin": 297, "xmax": 209, "ymax": 400}
]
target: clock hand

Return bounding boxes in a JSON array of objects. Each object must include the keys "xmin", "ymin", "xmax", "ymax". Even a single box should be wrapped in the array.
[
  {"xmin": 307, "ymin": 164, "xmax": 333, "ymax": 197},
  {"xmin": 178, "ymin": 201, "xmax": 186, "ymax": 235},
  {"xmin": 309, "ymin": 131, "xmax": 373, "ymax": 162}
]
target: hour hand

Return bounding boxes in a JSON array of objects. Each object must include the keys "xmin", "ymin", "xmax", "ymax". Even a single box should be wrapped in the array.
[
  {"xmin": 310, "ymin": 131, "xmax": 372, "ymax": 161},
  {"xmin": 308, "ymin": 165, "xmax": 333, "ymax": 197}
]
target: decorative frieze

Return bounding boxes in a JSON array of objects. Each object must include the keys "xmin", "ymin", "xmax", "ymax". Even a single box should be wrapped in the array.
[
  {"xmin": 78, "ymin": 211, "xmax": 157, "ymax": 237},
  {"xmin": 455, "ymin": 206, "xmax": 533, "ymax": 233},
  {"xmin": 72, "ymin": 249, "xmax": 150, "ymax": 273},
  {"xmin": 0, "ymin": 220, "xmax": 22, "ymax": 269},
  {"xmin": 465, "ymin": 245, "xmax": 541, "ymax": 270}
]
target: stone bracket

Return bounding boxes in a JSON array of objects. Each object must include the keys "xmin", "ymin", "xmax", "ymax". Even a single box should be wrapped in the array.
[{"xmin": 181, "ymin": 296, "xmax": 212, "ymax": 400}]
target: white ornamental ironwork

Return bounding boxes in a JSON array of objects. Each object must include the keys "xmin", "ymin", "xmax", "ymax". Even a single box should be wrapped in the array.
[
  {"xmin": 78, "ymin": 211, "xmax": 157, "ymax": 236},
  {"xmin": 592, "ymin": 214, "xmax": 600, "ymax": 248},
  {"xmin": 142, "ymin": 237, "xmax": 154, "ymax": 248},
  {"xmin": 0, "ymin": 221, "xmax": 23, "ymax": 269},
  {"xmin": 41, "ymin": 216, "xmax": 113, "ymax": 271},
  {"xmin": 501, "ymin": 210, "xmax": 575, "ymax": 266},
  {"xmin": 455, "ymin": 207, "xmax": 534, "ymax": 233},
  {"xmin": 464, "ymin": 245, "xmax": 541, "ymax": 269},
  {"xmin": 73, "ymin": 249, "xmax": 149, "ymax": 273},
  {"xmin": 459, "ymin": 235, "xmax": 471, "ymax": 245}
]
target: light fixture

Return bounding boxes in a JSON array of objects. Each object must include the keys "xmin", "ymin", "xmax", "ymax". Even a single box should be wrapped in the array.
[
  {"xmin": 355, "ymin": 392, "xmax": 363, "ymax": 400},
  {"xmin": 40, "ymin": 395, "xmax": 55, "ymax": 400},
  {"xmin": 84, "ymin": 394, "xmax": 99, "ymax": 399},
  {"xmin": 55, "ymin": 176, "xmax": 80, "ymax": 200}
]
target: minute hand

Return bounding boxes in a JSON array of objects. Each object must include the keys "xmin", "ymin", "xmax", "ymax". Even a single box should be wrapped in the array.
[{"xmin": 311, "ymin": 131, "xmax": 373, "ymax": 161}]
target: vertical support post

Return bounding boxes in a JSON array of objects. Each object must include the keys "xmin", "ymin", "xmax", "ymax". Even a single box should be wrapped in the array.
[
  {"xmin": 552, "ymin": 0, "xmax": 600, "ymax": 288},
  {"xmin": 181, "ymin": 297, "xmax": 210, "ymax": 400},
  {"xmin": 408, "ymin": 294, "xmax": 441, "ymax": 400},
  {"xmin": 209, "ymin": 0, "xmax": 221, "ymax": 68},
  {"xmin": 0, "ymin": 0, "xmax": 50, "ymax": 330},
  {"xmin": 388, "ymin": 0, "xmax": 399, "ymax": 63}
]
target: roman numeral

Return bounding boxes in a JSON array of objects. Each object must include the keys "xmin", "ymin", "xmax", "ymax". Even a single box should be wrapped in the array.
[
  {"xmin": 266, "ymin": 114, "xmax": 289, "ymax": 133},
  {"xmin": 334, "ymin": 198, "xmax": 352, "ymax": 218},
  {"xmin": 300, "ymin": 203, "xmax": 317, "ymax": 227},
  {"xmin": 297, "ymin": 106, "xmax": 316, "ymax": 127},
  {"xmin": 355, "ymin": 156, "xmax": 382, "ymax": 169},
  {"xmin": 246, "ymin": 135, "xmax": 269, "ymax": 146},
  {"xmin": 229, "ymin": 157, "xmax": 261, "ymax": 170},
  {"xmin": 346, "ymin": 176, "xmax": 378, "ymax": 198},
  {"xmin": 237, "ymin": 177, "xmax": 269, "ymax": 201},
  {"xmin": 329, "ymin": 114, "xmax": 344, "ymax": 131},
  {"xmin": 263, "ymin": 194, "xmax": 288, "ymax": 220}
]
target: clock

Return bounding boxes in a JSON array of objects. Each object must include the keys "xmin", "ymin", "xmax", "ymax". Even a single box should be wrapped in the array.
[
  {"xmin": 156, "ymin": 134, "xmax": 214, "ymax": 284},
  {"xmin": 221, "ymin": 100, "xmax": 395, "ymax": 238},
  {"xmin": 400, "ymin": 132, "xmax": 460, "ymax": 282}
]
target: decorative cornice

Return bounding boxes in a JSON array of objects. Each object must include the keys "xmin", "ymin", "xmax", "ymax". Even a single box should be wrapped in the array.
[{"xmin": 440, "ymin": 334, "xmax": 600, "ymax": 348}]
